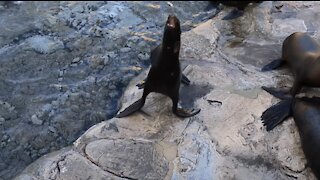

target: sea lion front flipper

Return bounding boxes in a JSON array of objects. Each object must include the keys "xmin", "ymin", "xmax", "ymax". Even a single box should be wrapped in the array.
[
  {"xmin": 174, "ymin": 108, "xmax": 201, "ymax": 118},
  {"xmin": 181, "ymin": 74, "xmax": 191, "ymax": 85},
  {"xmin": 262, "ymin": 86, "xmax": 291, "ymax": 100},
  {"xmin": 222, "ymin": 9, "xmax": 244, "ymax": 20},
  {"xmin": 261, "ymin": 58, "xmax": 284, "ymax": 71},
  {"xmin": 261, "ymin": 99, "xmax": 293, "ymax": 131},
  {"xmin": 116, "ymin": 98, "xmax": 145, "ymax": 118}
]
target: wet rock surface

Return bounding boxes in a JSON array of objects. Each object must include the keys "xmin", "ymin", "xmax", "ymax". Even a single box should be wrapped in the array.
[
  {"xmin": 4, "ymin": 1, "xmax": 320, "ymax": 180},
  {"xmin": 0, "ymin": 1, "xmax": 217, "ymax": 179}
]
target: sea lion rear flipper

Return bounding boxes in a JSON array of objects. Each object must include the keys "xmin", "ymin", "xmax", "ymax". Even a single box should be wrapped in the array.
[
  {"xmin": 222, "ymin": 9, "xmax": 244, "ymax": 20},
  {"xmin": 261, "ymin": 99, "xmax": 293, "ymax": 131},
  {"xmin": 262, "ymin": 86, "xmax": 291, "ymax": 100},
  {"xmin": 116, "ymin": 98, "xmax": 145, "ymax": 118},
  {"xmin": 181, "ymin": 74, "xmax": 191, "ymax": 85},
  {"xmin": 174, "ymin": 108, "xmax": 201, "ymax": 118},
  {"xmin": 261, "ymin": 58, "xmax": 284, "ymax": 71}
]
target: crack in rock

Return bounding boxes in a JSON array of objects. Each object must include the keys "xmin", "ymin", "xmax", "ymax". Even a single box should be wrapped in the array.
[{"xmin": 83, "ymin": 143, "xmax": 138, "ymax": 180}]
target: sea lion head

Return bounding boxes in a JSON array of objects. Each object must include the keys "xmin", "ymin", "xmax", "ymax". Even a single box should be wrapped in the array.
[{"xmin": 163, "ymin": 15, "xmax": 181, "ymax": 52}]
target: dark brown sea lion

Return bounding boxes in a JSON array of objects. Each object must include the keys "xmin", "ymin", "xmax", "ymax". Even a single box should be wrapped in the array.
[
  {"xmin": 116, "ymin": 15, "xmax": 201, "ymax": 118},
  {"xmin": 262, "ymin": 32, "xmax": 320, "ymax": 99},
  {"xmin": 261, "ymin": 97, "xmax": 320, "ymax": 179},
  {"xmin": 210, "ymin": 1, "xmax": 263, "ymax": 20}
]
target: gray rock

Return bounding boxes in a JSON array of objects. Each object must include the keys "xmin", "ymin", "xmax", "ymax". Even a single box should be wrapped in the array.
[
  {"xmin": 120, "ymin": 47, "xmax": 131, "ymax": 53},
  {"xmin": 4, "ymin": 1, "xmax": 320, "ymax": 180},
  {"xmin": 26, "ymin": 35, "xmax": 64, "ymax": 54},
  {"xmin": 31, "ymin": 115, "xmax": 42, "ymax": 125},
  {"xmin": 15, "ymin": 2, "xmax": 320, "ymax": 178}
]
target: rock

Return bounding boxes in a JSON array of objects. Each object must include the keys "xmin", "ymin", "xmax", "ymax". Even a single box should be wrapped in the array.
[
  {"xmin": 72, "ymin": 57, "xmax": 80, "ymax": 63},
  {"xmin": 72, "ymin": 4, "xmax": 84, "ymax": 13},
  {"xmin": 31, "ymin": 115, "xmax": 42, "ymax": 125},
  {"xmin": 0, "ymin": 117, "xmax": 5, "ymax": 124},
  {"xmin": 138, "ymin": 53, "xmax": 150, "ymax": 61},
  {"xmin": 26, "ymin": 35, "xmax": 64, "ymax": 54},
  {"xmin": 5, "ymin": 1, "xmax": 320, "ymax": 180},
  {"xmin": 271, "ymin": 18, "xmax": 307, "ymax": 37},
  {"xmin": 120, "ymin": 47, "xmax": 131, "ymax": 53},
  {"xmin": 15, "ymin": 2, "xmax": 319, "ymax": 177}
]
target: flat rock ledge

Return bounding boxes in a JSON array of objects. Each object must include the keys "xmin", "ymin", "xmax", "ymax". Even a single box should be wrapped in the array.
[{"xmin": 15, "ymin": 2, "xmax": 320, "ymax": 180}]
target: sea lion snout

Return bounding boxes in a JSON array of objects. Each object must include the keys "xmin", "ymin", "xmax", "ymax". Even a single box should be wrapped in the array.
[
  {"xmin": 166, "ymin": 23, "xmax": 175, "ymax": 29},
  {"xmin": 166, "ymin": 15, "xmax": 179, "ymax": 29}
]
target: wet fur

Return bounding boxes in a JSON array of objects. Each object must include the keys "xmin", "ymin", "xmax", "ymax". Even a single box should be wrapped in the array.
[{"xmin": 262, "ymin": 32, "xmax": 320, "ymax": 99}]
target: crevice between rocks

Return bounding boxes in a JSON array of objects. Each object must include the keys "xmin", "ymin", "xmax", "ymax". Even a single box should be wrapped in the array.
[
  {"xmin": 51, "ymin": 154, "xmax": 68, "ymax": 180},
  {"xmin": 82, "ymin": 142, "xmax": 138, "ymax": 180}
]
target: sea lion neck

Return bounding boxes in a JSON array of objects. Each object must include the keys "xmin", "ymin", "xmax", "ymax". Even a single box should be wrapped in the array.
[
  {"xmin": 162, "ymin": 30, "xmax": 181, "ymax": 48},
  {"xmin": 162, "ymin": 15, "xmax": 181, "ymax": 54}
]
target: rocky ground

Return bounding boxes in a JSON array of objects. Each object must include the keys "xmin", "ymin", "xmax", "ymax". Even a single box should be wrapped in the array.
[
  {"xmin": 3, "ymin": 1, "xmax": 320, "ymax": 180},
  {"xmin": 0, "ymin": 1, "xmax": 218, "ymax": 179}
]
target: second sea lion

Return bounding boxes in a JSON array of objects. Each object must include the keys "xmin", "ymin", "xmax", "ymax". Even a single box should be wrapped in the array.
[
  {"xmin": 261, "ymin": 97, "xmax": 320, "ymax": 179},
  {"xmin": 116, "ymin": 15, "xmax": 201, "ymax": 118},
  {"xmin": 262, "ymin": 32, "xmax": 320, "ymax": 99}
]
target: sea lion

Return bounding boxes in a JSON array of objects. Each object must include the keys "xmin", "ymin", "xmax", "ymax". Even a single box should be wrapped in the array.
[
  {"xmin": 116, "ymin": 15, "xmax": 201, "ymax": 118},
  {"xmin": 261, "ymin": 32, "xmax": 320, "ymax": 99},
  {"xmin": 261, "ymin": 97, "xmax": 320, "ymax": 179},
  {"xmin": 210, "ymin": 1, "xmax": 263, "ymax": 20},
  {"xmin": 136, "ymin": 73, "xmax": 190, "ymax": 89}
]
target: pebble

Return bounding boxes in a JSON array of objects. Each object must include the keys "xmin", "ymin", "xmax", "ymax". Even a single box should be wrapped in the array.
[
  {"xmin": 0, "ymin": 117, "xmax": 5, "ymax": 123},
  {"xmin": 48, "ymin": 126, "xmax": 57, "ymax": 134},
  {"xmin": 31, "ymin": 115, "xmax": 43, "ymax": 125},
  {"xmin": 138, "ymin": 53, "xmax": 150, "ymax": 61},
  {"xmin": 59, "ymin": 70, "xmax": 64, "ymax": 77},
  {"xmin": 120, "ymin": 47, "xmax": 131, "ymax": 53},
  {"xmin": 72, "ymin": 57, "xmax": 81, "ymax": 63}
]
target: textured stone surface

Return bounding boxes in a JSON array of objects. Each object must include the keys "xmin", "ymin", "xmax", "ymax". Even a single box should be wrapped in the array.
[
  {"xmin": 0, "ymin": 1, "xmax": 217, "ymax": 179},
  {"xmin": 10, "ymin": 1, "xmax": 320, "ymax": 180}
]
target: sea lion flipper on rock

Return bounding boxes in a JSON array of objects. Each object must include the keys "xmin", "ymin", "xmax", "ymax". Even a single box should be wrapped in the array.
[
  {"xmin": 181, "ymin": 74, "xmax": 191, "ymax": 85},
  {"xmin": 262, "ymin": 97, "xmax": 320, "ymax": 178},
  {"xmin": 261, "ymin": 86, "xmax": 292, "ymax": 100},
  {"xmin": 175, "ymin": 108, "xmax": 201, "ymax": 118},
  {"xmin": 261, "ymin": 99, "xmax": 293, "ymax": 131},
  {"xmin": 171, "ymin": 93, "xmax": 201, "ymax": 117},
  {"xmin": 115, "ymin": 98, "xmax": 146, "ymax": 118},
  {"xmin": 261, "ymin": 58, "xmax": 285, "ymax": 71}
]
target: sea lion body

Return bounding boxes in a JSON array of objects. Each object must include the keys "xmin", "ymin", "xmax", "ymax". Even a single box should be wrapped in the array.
[
  {"xmin": 283, "ymin": 32, "xmax": 320, "ymax": 87},
  {"xmin": 293, "ymin": 98, "xmax": 320, "ymax": 179},
  {"xmin": 262, "ymin": 32, "xmax": 320, "ymax": 98},
  {"xmin": 116, "ymin": 15, "xmax": 200, "ymax": 118},
  {"xmin": 261, "ymin": 97, "xmax": 320, "ymax": 179},
  {"xmin": 144, "ymin": 44, "xmax": 181, "ymax": 102}
]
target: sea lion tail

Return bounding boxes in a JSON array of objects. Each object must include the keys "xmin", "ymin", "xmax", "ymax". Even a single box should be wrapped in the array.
[
  {"xmin": 261, "ymin": 58, "xmax": 284, "ymax": 71},
  {"xmin": 261, "ymin": 98, "xmax": 293, "ymax": 131},
  {"xmin": 115, "ymin": 98, "xmax": 145, "ymax": 118}
]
